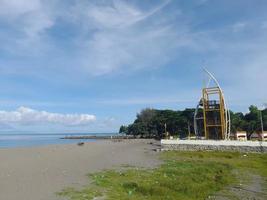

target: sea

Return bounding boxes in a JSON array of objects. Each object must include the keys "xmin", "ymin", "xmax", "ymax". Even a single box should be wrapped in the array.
[{"xmin": 0, "ymin": 133, "xmax": 115, "ymax": 148}]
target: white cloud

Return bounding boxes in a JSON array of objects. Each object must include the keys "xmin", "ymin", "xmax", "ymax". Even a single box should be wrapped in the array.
[
  {"xmin": 197, "ymin": 0, "xmax": 210, "ymax": 5},
  {"xmin": 232, "ymin": 22, "xmax": 246, "ymax": 32},
  {"xmin": 0, "ymin": 106, "xmax": 96, "ymax": 126},
  {"xmin": 0, "ymin": 0, "xmax": 179, "ymax": 73},
  {"xmin": 0, "ymin": 0, "xmax": 41, "ymax": 17},
  {"xmin": 0, "ymin": 0, "xmax": 266, "ymax": 102},
  {"xmin": 262, "ymin": 21, "xmax": 267, "ymax": 29},
  {"xmin": 98, "ymin": 96, "xmax": 197, "ymax": 105},
  {"xmin": 69, "ymin": 0, "xmax": 178, "ymax": 75},
  {"xmin": 82, "ymin": 0, "xmax": 170, "ymax": 29},
  {"xmin": 0, "ymin": 0, "xmax": 54, "ymax": 54},
  {"xmin": 0, "ymin": 0, "xmax": 266, "ymax": 76}
]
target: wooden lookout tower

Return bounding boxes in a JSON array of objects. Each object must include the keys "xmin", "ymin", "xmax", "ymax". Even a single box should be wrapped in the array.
[{"xmin": 194, "ymin": 69, "xmax": 231, "ymax": 140}]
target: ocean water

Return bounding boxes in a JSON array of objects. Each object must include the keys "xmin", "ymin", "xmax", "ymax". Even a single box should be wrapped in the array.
[{"xmin": 0, "ymin": 133, "xmax": 115, "ymax": 148}]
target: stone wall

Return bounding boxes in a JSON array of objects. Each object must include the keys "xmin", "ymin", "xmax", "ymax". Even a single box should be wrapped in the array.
[{"xmin": 161, "ymin": 140, "xmax": 267, "ymax": 153}]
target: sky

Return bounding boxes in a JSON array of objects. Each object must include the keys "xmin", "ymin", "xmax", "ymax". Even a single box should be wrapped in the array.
[{"xmin": 0, "ymin": 0, "xmax": 266, "ymax": 133}]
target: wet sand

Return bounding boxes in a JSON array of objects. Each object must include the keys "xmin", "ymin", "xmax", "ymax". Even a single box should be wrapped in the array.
[{"xmin": 0, "ymin": 139, "xmax": 160, "ymax": 200}]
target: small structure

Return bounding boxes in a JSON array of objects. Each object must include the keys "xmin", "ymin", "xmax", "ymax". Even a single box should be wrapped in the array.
[
  {"xmin": 250, "ymin": 133, "xmax": 260, "ymax": 141},
  {"xmin": 262, "ymin": 132, "xmax": 267, "ymax": 141},
  {"xmin": 235, "ymin": 132, "xmax": 247, "ymax": 141},
  {"xmin": 250, "ymin": 132, "xmax": 267, "ymax": 141}
]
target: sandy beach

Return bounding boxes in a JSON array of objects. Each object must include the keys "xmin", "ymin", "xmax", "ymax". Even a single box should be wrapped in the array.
[{"xmin": 0, "ymin": 139, "xmax": 160, "ymax": 200}]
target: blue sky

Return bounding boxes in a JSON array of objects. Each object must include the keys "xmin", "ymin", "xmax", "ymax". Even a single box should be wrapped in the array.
[{"xmin": 0, "ymin": 0, "xmax": 266, "ymax": 133}]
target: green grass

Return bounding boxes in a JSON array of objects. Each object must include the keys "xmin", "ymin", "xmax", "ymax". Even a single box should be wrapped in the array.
[
  {"xmin": 162, "ymin": 151, "xmax": 267, "ymax": 177},
  {"xmin": 58, "ymin": 151, "xmax": 267, "ymax": 200}
]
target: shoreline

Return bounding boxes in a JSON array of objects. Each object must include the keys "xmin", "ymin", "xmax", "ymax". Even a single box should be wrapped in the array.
[
  {"xmin": 60, "ymin": 135, "xmax": 135, "ymax": 140},
  {"xmin": 0, "ymin": 134, "xmax": 138, "ymax": 149},
  {"xmin": 0, "ymin": 139, "xmax": 160, "ymax": 200}
]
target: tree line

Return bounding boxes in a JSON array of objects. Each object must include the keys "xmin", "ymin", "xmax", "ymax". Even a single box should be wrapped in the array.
[{"xmin": 119, "ymin": 105, "xmax": 267, "ymax": 139}]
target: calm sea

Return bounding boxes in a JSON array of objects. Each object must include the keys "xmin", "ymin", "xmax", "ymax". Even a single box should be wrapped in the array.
[{"xmin": 0, "ymin": 133, "xmax": 115, "ymax": 148}]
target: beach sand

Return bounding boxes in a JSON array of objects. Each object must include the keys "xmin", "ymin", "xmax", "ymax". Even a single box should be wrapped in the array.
[{"xmin": 0, "ymin": 139, "xmax": 160, "ymax": 200}]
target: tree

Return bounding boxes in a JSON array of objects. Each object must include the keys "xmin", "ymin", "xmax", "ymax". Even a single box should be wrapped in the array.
[
  {"xmin": 244, "ymin": 105, "xmax": 262, "ymax": 137},
  {"xmin": 128, "ymin": 122, "xmax": 149, "ymax": 138},
  {"xmin": 230, "ymin": 111, "xmax": 245, "ymax": 133},
  {"xmin": 119, "ymin": 125, "xmax": 128, "ymax": 134},
  {"xmin": 119, "ymin": 105, "xmax": 267, "ymax": 140},
  {"xmin": 134, "ymin": 108, "xmax": 158, "ymax": 138},
  {"xmin": 262, "ymin": 108, "xmax": 267, "ymax": 130},
  {"xmin": 181, "ymin": 108, "xmax": 195, "ymax": 137}
]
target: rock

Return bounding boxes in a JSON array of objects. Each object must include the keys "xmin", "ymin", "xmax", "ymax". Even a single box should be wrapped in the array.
[{"xmin": 77, "ymin": 142, "xmax": 84, "ymax": 146}]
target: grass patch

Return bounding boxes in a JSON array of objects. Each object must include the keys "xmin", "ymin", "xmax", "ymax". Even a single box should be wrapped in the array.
[
  {"xmin": 58, "ymin": 151, "xmax": 267, "ymax": 200},
  {"xmin": 161, "ymin": 151, "xmax": 267, "ymax": 177}
]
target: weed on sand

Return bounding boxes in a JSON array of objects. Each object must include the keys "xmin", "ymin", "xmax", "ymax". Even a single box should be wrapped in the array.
[{"xmin": 58, "ymin": 151, "xmax": 267, "ymax": 200}]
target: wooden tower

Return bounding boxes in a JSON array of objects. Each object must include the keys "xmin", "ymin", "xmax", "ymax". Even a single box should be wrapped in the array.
[{"xmin": 194, "ymin": 69, "xmax": 230, "ymax": 140}]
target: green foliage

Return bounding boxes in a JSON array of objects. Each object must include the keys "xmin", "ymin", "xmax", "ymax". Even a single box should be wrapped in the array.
[
  {"xmin": 230, "ymin": 111, "xmax": 245, "ymax": 133},
  {"xmin": 263, "ymin": 108, "xmax": 267, "ymax": 130},
  {"xmin": 231, "ymin": 105, "xmax": 267, "ymax": 137},
  {"xmin": 119, "ymin": 125, "xmax": 128, "ymax": 134},
  {"xmin": 162, "ymin": 151, "xmax": 267, "ymax": 177},
  {"xmin": 121, "ymin": 105, "xmax": 267, "ymax": 139},
  {"xmin": 59, "ymin": 151, "xmax": 252, "ymax": 200},
  {"xmin": 57, "ymin": 187, "xmax": 102, "ymax": 200},
  {"xmin": 59, "ymin": 151, "xmax": 267, "ymax": 200},
  {"xmin": 123, "ymin": 108, "xmax": 195, "ymax": 138}
]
